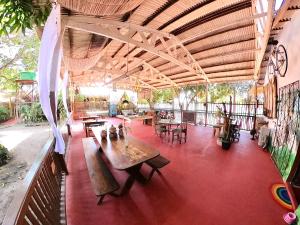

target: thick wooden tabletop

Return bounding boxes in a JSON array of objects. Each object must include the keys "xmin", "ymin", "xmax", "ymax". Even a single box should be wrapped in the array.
[
  {"xmin": 158, "ymin": 119, "xmax": 181, "ymax": 125},
  {"xmin": 80, "ymin": 116, "xmax": 102, "ymax": 120},
  {"xmin": 92, "ymin": 126, "xmax": 159, "ymax": 170},
  {"xmin": 82, "ymin": 119, "xmax": 108, "ymax": 125}
]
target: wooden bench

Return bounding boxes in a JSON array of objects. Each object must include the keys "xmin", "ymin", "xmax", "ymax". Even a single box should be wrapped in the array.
[
  {"xmin": 82, "ymin": 138, "xmax": 120, "ymax": 205},
  {"xmin": 146, "ymin": 155, "xmax": 170, "ymax": 180}
]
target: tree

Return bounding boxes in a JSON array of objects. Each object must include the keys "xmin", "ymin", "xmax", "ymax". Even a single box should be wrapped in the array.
[
  {"xmin": 0, "ymin": 30, "xmax": 40, "ymax": 91},
  {"xmin": 151, "ymin": 88, "xmax": 175, "ymax": 104},
  {"xmin": 173, "ymin": 85, "xmax": 205, "ymax": 110},
  {"xmin": 208, "ymin": 82, "xmax": 253, "ymax": 103},
  {"xmin": 209, "ymin": 83, "xmax": 234, "ymax": 103},
  {"xmin": 0, "ymin": 0, "xmax": 50, "ymax": 35}
]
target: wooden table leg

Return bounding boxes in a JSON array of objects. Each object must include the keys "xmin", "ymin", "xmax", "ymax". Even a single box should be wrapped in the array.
[
  {"xmin": 85, "ymin": 126, "xmax": 88, "ymax": 137},
  {"xmin": 118, "ymin": 163, "xmax": 147, "ymax": 196}
]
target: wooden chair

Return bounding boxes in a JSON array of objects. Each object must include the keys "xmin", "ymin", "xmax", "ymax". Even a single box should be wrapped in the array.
[
  {"xmin": 155, "ymin": 123, "xmax": 169, "ymax": 138},
  {"xmin": 232, "ymin": 120, "xmax": 242, "ymax": 142},
  {"xmin": 171, "ymin": 122, "xmax": 187, "ymax": 144}
]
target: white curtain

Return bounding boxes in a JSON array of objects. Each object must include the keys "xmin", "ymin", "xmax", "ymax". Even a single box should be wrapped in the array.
[{"xmin": 38, "ymin": 4, "xmax": 65, "ymax": 154}]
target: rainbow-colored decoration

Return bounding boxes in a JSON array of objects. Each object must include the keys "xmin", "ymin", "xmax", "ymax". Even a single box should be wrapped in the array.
[{"xmin": 271, "ymin": 184, "xmax": 293, "ymax": 210}]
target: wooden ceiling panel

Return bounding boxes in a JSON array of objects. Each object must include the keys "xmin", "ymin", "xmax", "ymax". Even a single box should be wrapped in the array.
[{"xmin": 62, "ymin": 0, "xmax": 296, "ymax": 88}]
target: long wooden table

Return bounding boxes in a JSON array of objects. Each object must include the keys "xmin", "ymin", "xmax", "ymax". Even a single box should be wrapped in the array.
[{"xmin": 92, "ymin": 126, "xmax": 159, "ymax": 195}]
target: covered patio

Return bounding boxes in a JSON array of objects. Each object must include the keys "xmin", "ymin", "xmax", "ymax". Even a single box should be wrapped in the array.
[
  {"xmin": 2, "ymin": 0, "xmax": 300, "ymax": 225},
  {"xmin": 66, "ymin": 119, "xmax": 285, "ymax": 225}
]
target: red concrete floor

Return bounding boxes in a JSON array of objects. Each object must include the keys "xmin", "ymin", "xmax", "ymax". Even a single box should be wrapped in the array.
[{"xmin": 66, "ymin": 119, "xmax": 288, "ymax": 225}]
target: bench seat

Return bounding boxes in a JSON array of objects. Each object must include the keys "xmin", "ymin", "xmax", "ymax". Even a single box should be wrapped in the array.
[
  {"xmin": 82, "ymin": 137, "xmax": 120, "ymax": 204},
  {"xmin": 146, "ymin": 155, "xmax": 170, "ymax": 180}
]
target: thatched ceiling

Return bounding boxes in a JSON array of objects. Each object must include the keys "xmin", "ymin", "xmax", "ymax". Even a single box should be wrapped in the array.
[{"xmin": 56, "ymin": 0, "xmax": 300, "ymax": 90}]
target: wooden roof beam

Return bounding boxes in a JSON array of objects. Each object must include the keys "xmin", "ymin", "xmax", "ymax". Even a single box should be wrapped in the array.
[
  {"xmin": 90, "ymin": 55, "xmax": 175, "ymax": 86},
  {"xmin": 152, "ymin": 47, "xmax": 257, "ymax": 73},
  {"xmin": 180, "ymin": 12, "xmax": 267, "ymax": 44},
  {"xmin": 156, "ymin": 75, "xmax": 254, "ymax": 88},
  {"xmin": 254, "ymin": 0, "xmax": 275, "ymax": 80},
  {"xmin": 272, "ymin": 0, "xmax": 291, "ymax": 29},
  {"xmin": 65, "ymin": 17, "xmax": 208, "ymax": 82}
]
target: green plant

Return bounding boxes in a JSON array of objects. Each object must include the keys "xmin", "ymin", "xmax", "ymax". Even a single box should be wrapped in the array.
[
  {"xmin": 20, "ymin": 102, "xmax": 46, "ymax": 123},
  {"xmin": 137, "ymin": 98, "xmax": 149, "ymax": 105},
  {"xmin": 0, "ymin": 0, "xmax": 51, "ymax": 35},
  {"xmin": 0, "ymin": 144, "xmax": 9, "ymax": 166},
  {"xmin": 220, "ymin": 100, "xmax": 233, "ymax": 148},
  {"xmin": 0, "ymin": 106, "xmax": 9, "ymax": 122},
  {"xmin": 74, "ymin": 94, "xmax": 85, "ymax": 102},
  {"xmin": 57, "ymin": 95, "xmax": 67, "ymax": 121},
  {"xmin": 215, "ymin": 106, "xmax": 224, "ymax": 119}
]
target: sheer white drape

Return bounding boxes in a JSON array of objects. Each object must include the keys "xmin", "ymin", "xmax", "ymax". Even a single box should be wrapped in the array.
[{"xmin": 38, "ymin": 4, "xmax": 65, "ymax": 154}]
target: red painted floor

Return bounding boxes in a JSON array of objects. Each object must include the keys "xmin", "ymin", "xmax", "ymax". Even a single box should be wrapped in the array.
[{"xmin": 66, "ymin": 119, "xmax": 287, "ymax": 225}]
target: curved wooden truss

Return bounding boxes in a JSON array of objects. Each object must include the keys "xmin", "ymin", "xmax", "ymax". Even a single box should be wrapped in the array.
[
  {"xmin": 65, "ymin": 16, "xmax": 208, "ymax": 83},
  {"xmin": 61, "ymin": 0, "xmax": 300, "ymax": 90}
]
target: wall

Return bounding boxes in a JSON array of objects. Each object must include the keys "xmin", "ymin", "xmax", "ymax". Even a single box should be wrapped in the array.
[
  {"xmin": 272, "ymin": 10, "xmax": 300, "ymax": 217},
  {"xmin": 276, "ymin": 10, "xmax": 300, "ymax": 88}
]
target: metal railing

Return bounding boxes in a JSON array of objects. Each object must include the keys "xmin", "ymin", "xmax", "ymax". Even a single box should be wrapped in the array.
[{"xmin": 152, "ymin": 102, "xmax": 263, "ymax": 131}]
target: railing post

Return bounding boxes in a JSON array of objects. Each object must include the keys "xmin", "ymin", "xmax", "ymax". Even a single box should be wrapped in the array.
[
  {"xmin": 205, "ymin": 83, "xmax": 208, "ymax": 126},
  {"xmin": 50, "ymin": 91, "xmax": 69, "ymax": 175}
]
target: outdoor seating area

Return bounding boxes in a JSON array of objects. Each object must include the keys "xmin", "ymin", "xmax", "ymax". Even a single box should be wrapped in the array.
[
  {"xmin": 64, "ymin": 119, "xmax": 288, "ymax": 225},
  {"xmin": 1, "ymin": 1, "xmax": 300, "ymax": 225}
]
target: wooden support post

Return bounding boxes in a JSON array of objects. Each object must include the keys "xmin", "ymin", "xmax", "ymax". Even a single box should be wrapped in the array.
[
  {"xmin": 66, "ymin": 83, "xmax": 72, "ymax": 136},
  {"xmin": 250, "ymin": 83, "xmax": 258, "ymax": 140},
  {"xmin": 50, "ymin": 91, "xmax": 69, "ymax": 175},
  {"xmin": 233, "ymin": 89, "xmax": 236, "ymax": 114},
  {"xmin": 205, "ymin": 83, "xmax": 209, "ymax": 126}
]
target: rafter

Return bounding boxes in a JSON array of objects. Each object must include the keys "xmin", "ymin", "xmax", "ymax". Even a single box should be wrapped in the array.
[
  {"xmin": 141, "ymin": 61, "xmax": 178, "ymax": 87},
  {"xmin": 90, "ymin": 55, "xmax": 176, "ymax": 87},
  {"xmin": 254, "ymin": 0, "xmax": 275, "ymax": 80},
  {"xmin": 156, "ymin": 75, "xmax": 254, "ymax": 89},
  {"xmin": 179, "ymin": 12, "xmax": 267, "ymax": 45},
  {"xmin": 65, "ymin": 17, "xmax": 208, "ymax": 83},
  {"xmin": 129, "ymin": 76, "xmax": 158, "ymax": 90}
]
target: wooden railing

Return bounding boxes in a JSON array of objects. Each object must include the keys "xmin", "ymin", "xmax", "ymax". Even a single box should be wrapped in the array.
[
  {"xmin": 153, "ymin": 102, "xmax": 264, "ymax": 131},
  {"xmin": 2, "ymin": 136, "xmax": 68, "ymax": 225}
]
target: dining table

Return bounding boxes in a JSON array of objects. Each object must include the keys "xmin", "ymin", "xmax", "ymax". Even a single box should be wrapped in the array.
[
  {"xmin": 158, "ymin": 119, "xmax": 182, "ymax": 132},
  {"xmin": 80, "ymin": 115, "xmax": 103, "ymax": 121},
  {"xmin": 92, "ymin": 126, "xmax": 160, "ymax": 195},
  {"xmin": 158, "ymin": 119, "xmax": 181, "ymax": 126},
  {"xmin": 82, "ymin": 119, "xmax": 108, "ymax": 137}
]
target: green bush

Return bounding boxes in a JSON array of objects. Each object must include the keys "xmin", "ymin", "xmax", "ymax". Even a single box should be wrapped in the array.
[
  {"xmin": 0, "ymin": 106, "xmax": 10, "ymax": 122},
  {"xmin": 57, "ymin": 95, "xmax": 67, "ymax": 121},
  {"xmin": 138, "ymin": 98, "xmax": 149, "ymax": 105},
  {"xmin": 0, "ymin": 144, "xmax": 9, "ymax": 166},
  {"xmin": 20, "ymin": 103, "xmax": 46, "ymax": 123},
  {"xmin": 74, "ymin": 94, "xmax": 85, "ymax": 102}
]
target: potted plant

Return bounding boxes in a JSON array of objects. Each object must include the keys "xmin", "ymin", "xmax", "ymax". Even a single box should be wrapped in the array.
[
  {"xmin": 220, "ymin": 100, "xmax": 233, "ymax": 150},
  {"xmin": 215, "ymin": 106, "xmax": 224, "ymax": 124},
  {"xmin": 221, "ymin": 117, "xmax": 231, "ymax": 150}
]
